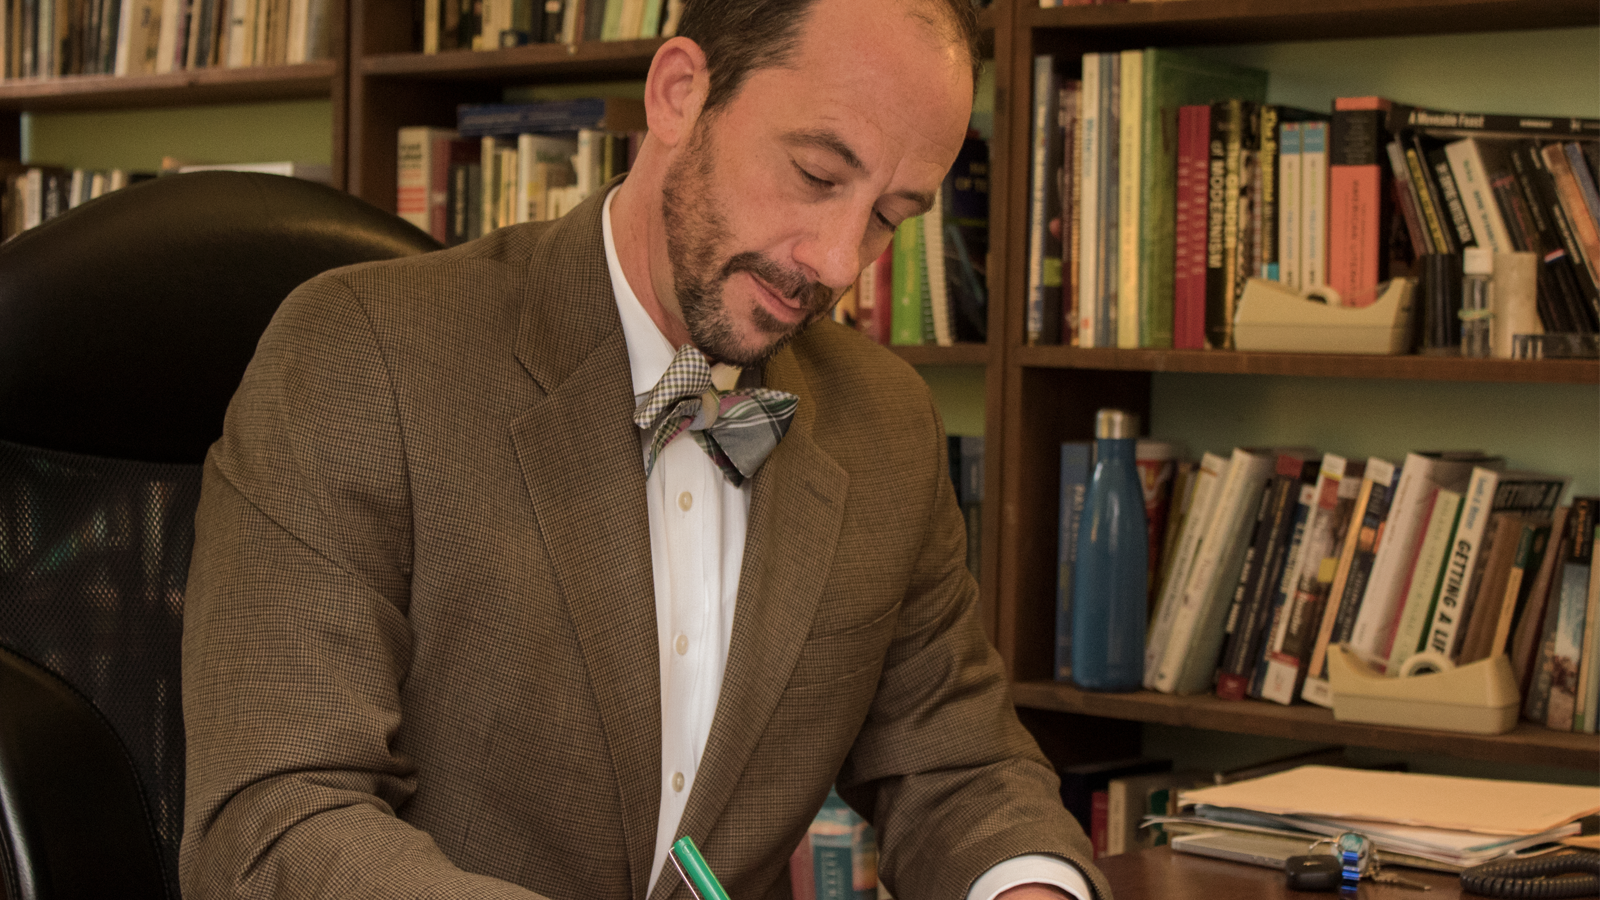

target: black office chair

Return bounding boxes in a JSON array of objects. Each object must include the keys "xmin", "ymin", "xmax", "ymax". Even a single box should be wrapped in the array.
[{"xmin": 0, "ymin": 171, "xmax": 441, "ymax": 900}]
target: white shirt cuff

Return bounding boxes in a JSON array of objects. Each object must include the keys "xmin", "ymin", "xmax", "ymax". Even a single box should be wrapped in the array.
[{"xmin": 966, "ymin": 854, "xmax": 1093, "ymax": 900}]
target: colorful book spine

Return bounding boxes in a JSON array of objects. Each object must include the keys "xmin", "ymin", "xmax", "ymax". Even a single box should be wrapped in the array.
[
  {"xmin": 1055, "ymin": 441, "xmax": 1093, "ymax": 681},
  {"xmin": 1277, "ymin": 121, "xmax": 1302, "ymax": 291},
  {"xmin": 1172, "ymin": 104, "xmax": 1210, "ymax": 350},
  {"xmin": 1299, "ymin": 121, "xmax": 1329, "ymax": 291},
  {"xmin": 1326, "ymin": 97, "xmax": 1391, "ymax": 307}
]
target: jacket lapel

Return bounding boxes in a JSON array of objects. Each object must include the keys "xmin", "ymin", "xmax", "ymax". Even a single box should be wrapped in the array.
[
  {"xmin": 663, "ymin": 344, "xmax": 849, "ymax": 894},
  {"xmin": 506, "ymin": 188, "xmax": 663, "ymax": 900}
]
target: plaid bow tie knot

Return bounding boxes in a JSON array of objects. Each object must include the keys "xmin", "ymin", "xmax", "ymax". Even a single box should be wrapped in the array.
[{"xmin": 633, "ymin": 344, "xmax": 798, "ymax": 487}]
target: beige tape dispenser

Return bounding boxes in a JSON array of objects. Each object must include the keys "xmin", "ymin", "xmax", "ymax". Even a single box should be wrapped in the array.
[{"xmin": 1326, "ymin": 644, "xmax": 1520, "ymax": 735}]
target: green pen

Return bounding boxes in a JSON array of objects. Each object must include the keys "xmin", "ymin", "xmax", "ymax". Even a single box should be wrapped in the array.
[{"xmin": 669, "ymin": 835, "xmax": 732, "ymax": 900}]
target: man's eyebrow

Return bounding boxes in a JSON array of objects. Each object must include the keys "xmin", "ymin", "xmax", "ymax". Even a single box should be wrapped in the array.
[{"xmin": 783, "ymin": 128, "xmax": 936, "ymax": 215}]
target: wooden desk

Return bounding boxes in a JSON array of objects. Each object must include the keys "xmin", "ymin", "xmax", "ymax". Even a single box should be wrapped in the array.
[{"xmin": 1096, "ymin": 846, "xmax": 1468, "ymax": 899}]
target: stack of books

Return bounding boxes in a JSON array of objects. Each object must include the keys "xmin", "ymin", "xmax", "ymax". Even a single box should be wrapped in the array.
[
  {"xmin": 397, "ymin": 96, "xmax": 646, "ymax": 246},
  {"xmin": 1025, "ymin": 51, "xmax": 1600, "ymax": 353},
  {"xmin": 1056, "ymin": 442, "xmax": 1600, "ymax": 734},
  {"xmin": 0, "ymin": 0, "xmax": 341, "ymax": 80}
]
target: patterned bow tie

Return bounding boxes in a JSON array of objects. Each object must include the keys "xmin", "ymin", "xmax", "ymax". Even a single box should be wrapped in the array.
[{"xmin": 633, "ymin": 344, "xmax": 798, "ymax": 487}]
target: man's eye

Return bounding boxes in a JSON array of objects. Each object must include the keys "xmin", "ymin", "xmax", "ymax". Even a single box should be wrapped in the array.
[
  {"xmin": 875, "ymin": 209, "xmax": 896, "ymax": 230},
  {"xmin": 796, "ymin": 165, "xmax": 833, "ymax": 189}
]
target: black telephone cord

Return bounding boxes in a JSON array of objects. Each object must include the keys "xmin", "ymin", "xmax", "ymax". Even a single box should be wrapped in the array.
[{"xmin": 1460, "ymin": 850, "xmax": 1600, "ymax": 899}]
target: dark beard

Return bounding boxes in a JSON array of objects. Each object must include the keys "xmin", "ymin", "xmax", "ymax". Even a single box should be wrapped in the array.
[{"xmin": 660, "ymin": 125, "xmax": 832, "ymax": 368}]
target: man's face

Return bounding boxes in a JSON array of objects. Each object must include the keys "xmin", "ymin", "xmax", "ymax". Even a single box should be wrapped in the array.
[{"xmin": 655, "ymin": 0, "xmax": 972, "ymax": 367}]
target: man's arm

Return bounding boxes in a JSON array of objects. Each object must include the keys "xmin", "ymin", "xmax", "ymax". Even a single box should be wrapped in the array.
[
  {"xmin": 180, "ymin": 274, "xmax": 542, "ymax": 900},
  {"xmin": 832, "ymin": 392, "xmax": 1110, "ymax": 900}
]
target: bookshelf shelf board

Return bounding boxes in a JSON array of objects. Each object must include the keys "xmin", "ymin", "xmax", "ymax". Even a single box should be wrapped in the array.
[
  {"xmin": 892, "ymin": 343, "xmax": 991, "ymax": 367},
  {"xmin": 1013, "ymin": 346, "xmax": 1600, "ymax": 385},
  {"xmin": 0, "ymin": 62, "xmax": 338, "ymax": 111},
  {"xmin": 1011, "ymin": 680, "xmax": 1599, "ymax": 770},
  {"xmin": 1024, "ymin": 0, "xmax": 1597, "ymax": 45},
  {"xmin": 360, "ymin": 41, "xmax": 661, "ymax": 81}
]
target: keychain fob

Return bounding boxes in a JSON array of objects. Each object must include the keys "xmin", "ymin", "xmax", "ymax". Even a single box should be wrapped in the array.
[{"xmin": 1285, "ymin": 854, "xmax": 1342, "ymax": 891}]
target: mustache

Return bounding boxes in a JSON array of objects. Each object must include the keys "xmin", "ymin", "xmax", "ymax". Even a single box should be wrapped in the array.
[{"xmin": 722, "ymin": 251, "xmax": 830, "ymax": 309}]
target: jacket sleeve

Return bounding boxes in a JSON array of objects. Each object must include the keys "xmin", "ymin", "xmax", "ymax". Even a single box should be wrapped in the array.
[
  {"xmin": 180, "ymin": 273, "xmax": 545, "ymax": 900},
  {"xmin": 832, "ymin": 393, "xmax": 1112, "ymax": 900}
]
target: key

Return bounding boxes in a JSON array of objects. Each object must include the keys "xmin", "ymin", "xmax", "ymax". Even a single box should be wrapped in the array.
[{"xmin": 1368, "ymin": 871, "xmax": 1433, "ymax": 891}]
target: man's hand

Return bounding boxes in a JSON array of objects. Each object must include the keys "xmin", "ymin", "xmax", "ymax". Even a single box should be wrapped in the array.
[{"xmin": 996, "ymin": 885, "xmax": 1072, "ymax": 900}]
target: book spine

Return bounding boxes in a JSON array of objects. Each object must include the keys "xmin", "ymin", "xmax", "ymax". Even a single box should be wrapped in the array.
[
  {"xmin": 1075, "ymin": 52, "xmax": 1101, "ymax": 347},
  {"xmin": 1383, "ymin": 488, "xmax": 1457, "ymax": 674},
  {"xmin": 1349, "ymin": 453, "xmax": 1436, "ymax": 666},
  {"xmin": 1445, "ymin": 138, "xmax": 1514, "ymax": 254},
  {"xmin": 1096, "ymin": 52, "xmax": 1120, "ymax": 349},
  {"xmin": 1145, "ymin": 452, "xmax": 1228, "ymax": 689},
  {"xmin": 1424, "ymin": 467, "xmax": 1500, "ymax": 660},
  {"xmin": 1513, "ymin": 505, "xmax": 1570, "ymax": 692},
  {"xmin": 1055, "ymin": 441, "xmax": 1092, "ymax": 681},
  {"xmin": 1576, "ymin": 523, "xmax": 1600, "ymax": 733},
  {"xmin": 1278, "ymin": 121, "xmax": 1302, "ymax": 291},
  {"xmin": 1508, "ymin": 140, "xmax": 1589, "ymax": 335},
  {"xmin": 1025, "ymin": 54, "xmax": 1059, "ymax": 345},
  {"xmin": 1298, "ymin": 462, "xmax": 1369, "ymax": 705},
  {"xmin": 1257, "ymin": 105, "xmax": 1280, "ymax": 280},
  {"xmin": 1405, "ymin": 140, "xmax": 1454, "ymax": 254},
  {"xmin": 1326, "ymin": 106, "xmax": 1390, "ymax": 306},
  {"xmin": 889, "ymin": 216, "xmax": 925, "ymax": 345},
  {"xmin": 1387, "ymin": 138, "xmax": 1432, "ymax": 256},
  {"xmin": 1172, "ymin": 104, "xmax": 1209, "ymax": 350},
  {"xmin": 1060, "ymin": 83, "xmax": 1081, "ymax": 346},
  {"xmin": 1544, "ymin": 498, "xmax": 1597, "ymax": 730},
  {"xmin": 1203, "ymin": 100, "xmax": 1238, "ymax": 349},
  {"xmin": 1565, "ymin": 142, "xmax": 1600, "ymax": 228},
  {"xmin": 396, "ymin": 126, "xmax": 432, "ymax": 232},
  {"xmin": 1328, "ymin": 461, "xmax": 1398, "ymax": 656},
  {"xmin": 1489, "ymin": 523, "xmax": 1551, "ymax": 663},
  {"xmin": 1543, "ymin": 143, "xmax": 1600, "ymax": 312},
  {"xmin": 1388, "ymin": 101, "xmax": 1600, "ymax": 138},
  {"xmin": 1300, "ymin": 121, "xmax": 1328, "ymax": 290},
  {"xmin": 1115, "ymin": 47, "xmax": 1142, "ymax": 350},
  {"xmin": 1215, "ymin": 484, "xmax": 1276, "ymax": 699},
  {"xmin": 1218, "ymin": 468, "xmax": 1300, "ymax": 700}
]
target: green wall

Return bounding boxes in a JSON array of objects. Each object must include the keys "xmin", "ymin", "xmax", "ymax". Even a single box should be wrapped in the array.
[{"xmin": 24, "ymin": 99, "xmax": 332, "ymax": 171}]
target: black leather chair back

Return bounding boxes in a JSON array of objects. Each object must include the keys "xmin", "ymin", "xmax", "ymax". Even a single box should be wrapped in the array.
[{"xmin": 0, "ymin": 172, "xmax": 441, "ymax": 900}]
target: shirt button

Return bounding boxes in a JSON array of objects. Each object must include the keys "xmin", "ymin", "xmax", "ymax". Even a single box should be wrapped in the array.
[
  {"xmin": 678, "ymin": 491, "xmax": 693, "ymax": 511},
  {"xmin": 676, "ymin": 634, "xmax": 689, "ymax": 655},
  {"xmin": 672, "ymin": 772, "xmax": 685, "ymax": 792}
]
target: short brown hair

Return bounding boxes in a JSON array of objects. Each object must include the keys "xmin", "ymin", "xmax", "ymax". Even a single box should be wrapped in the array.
[{"xmin": 676, "ymin": 0, "xmax": 982, "ymax": 119}]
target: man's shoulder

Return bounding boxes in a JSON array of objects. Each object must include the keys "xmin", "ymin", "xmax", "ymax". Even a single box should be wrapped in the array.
[{"xmin": 787, "ymin": 319, "xmax": 928, "ymax": 400}]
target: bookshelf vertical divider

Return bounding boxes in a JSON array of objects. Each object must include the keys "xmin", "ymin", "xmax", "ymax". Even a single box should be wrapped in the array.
[{"xmin": 989, "ymin": 0, "xmax": 1600, "ymax": 772}]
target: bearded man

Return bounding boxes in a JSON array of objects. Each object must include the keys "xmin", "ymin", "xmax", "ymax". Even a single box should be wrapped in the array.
[{"xmin": 180, "ymin": 0, "xmax": 1107, "ymax": 898}]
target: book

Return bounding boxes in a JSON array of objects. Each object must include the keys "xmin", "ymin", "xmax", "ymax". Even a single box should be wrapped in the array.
[
  {"xmin": 1481, "ymin": 521, "xmax": 1553, "ymax": 665},
  {"xmin": 1215, "ymin": 451, "xmax": 1317, "ymax": 700},
  {"xmin": 1278, "ymin": 121, "xmax": 1304, "ymax": 290},
  {"xmin": 1172, "ymin": 103, "xmax": 1211, "ymax": 350},
  {"xmin": 1257, "ymin": 455, "xmax": 1359, "ymax": 705},
  {"xmin": 1544, "ymin": 497, "xmax": 1597, "ymax": 731},
  {"xmin": 1061, "ymin": 79, "xmax": 1084, "ymax": 345},
  {"xmin": 1115, "ymin": 47, "xmax": 1143, "ymax": 350},
  {"xmin": 1059, "ymin": 756, "xmax": 1172, "ymax": 837},
  {"xmin": 454, "ymin": 97, "xmax": 647, "ymax": 137},
  {"xmin": 1543, "ymin": 142, "xmax": 1600, "ymax": 314},
  {"xmin": 1512, "ymin": 505, "xmax": 1570, "ymax": 694},
  {"xmin": 1326, "ymin": 97, "xmax": 1393, "ymax": 307},
  {"xmin": 1145, "ymin": 451, "xmax": 1228, "ymax": 689},
  {"xmin": 1136, "ymin": 439, "xmax": 1183, "ymax": 612},
  {"xmin": 1300, "ymin": 120, "xmax": 1330, "ymax": 292},
  {"xmin": 1421, "ymin": 466, "xmax": 1506, "ymax": 662},
  {"xmin": 1026, "ymin": 55, "xmax": 1064, "ymax": 346},
  {"xmin": 1050, "ymin": 440, "xmax": 1091, "ymax": 680},
  {"xmin": 1505, "ymin": 140, "xmax": 1593, "ymax": 336},
  {"xmin": 1153, "ymin": 446, "xmax": 1279, "ymax": 695},
  {"xmin": 1444, "ymin": 136, "xmax": 1516, "ymax": 255},
  {"xmin": 942, "ymin": 133, "xmax": 990, "ymax": 344},
  {"xmin": 1247, "ymin": 479, "xmax": 1316, "ymax": 699},
  {"xmin": 1347, "ymin": 452, "xmax": 1500, "ymax": 669},
  {"xmin": 800, "ymin": 789, "xmax": 877, "ymax": 900},
  {"xmin": 1302, "ymin": 456, "xmax": 1396, "ymax": 707},
  {"xmin": 396, "ymin": 126, "xmax": 460, "ymax": 242},
  {"xmin": 1106, "ymin": 770, "xmax": 1209, "ymax": 856},
  {"xmin": 1576, "ymin": 523, "xmax": 1600, "ymax": 734},
  {"xmin": 1203, "ymin": 99, "xmax": 1251, "ymax": 349},
  {"xmin": 1527, "ymin": 142, "xmax": 1600, "ymax": 332},
  {"xmin": 1098, "ymin": 51, "xmax": 1121, "ymax": 350},
  {"xmin": 889, "ymin": 216, "xmax": 925, "ymax": 345},
  {"xmin": 1455, "ymin": 471, "xmax": 1568, "ymax": 657},
  {"xmin": 1523, "ymin": 505, "xmax": 1578, "ymax": 725},
  {"xmin": 1382, "ymin": 487, "xmax": 1464, "ymax": 676},
  {"xmin": 1384, "ymin": 102, "xmax": 1600, "ymax": 141},
  {"xmin": 1455, "ymin": 513, "xmax": 1533, "ymax": 665},
  {"xmin": 1133, "ymin": 49, "xmax": 1267, "ymax": 349},
  {"xmin": 1074, "ymin": 52, "xmax": 1104, "ymax": 347}
]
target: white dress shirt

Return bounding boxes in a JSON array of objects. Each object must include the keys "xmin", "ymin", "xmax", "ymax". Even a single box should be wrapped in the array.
[{"xmin": 601, "ymin": 189, "xmax": 1088, "ymax": 900}]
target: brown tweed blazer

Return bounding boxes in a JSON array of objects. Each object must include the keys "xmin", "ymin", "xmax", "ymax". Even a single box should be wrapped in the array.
[{"xmin": 180, "ymin": 185, "xmax": 1107, "ymax": 900}]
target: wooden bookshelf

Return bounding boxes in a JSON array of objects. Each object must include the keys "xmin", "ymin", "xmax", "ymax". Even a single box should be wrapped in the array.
[
  {"xmin": 1011, "ymin": 680, "xmax": 1598, "ymax": 770},
  {"xmin": 989, "ymin": 0, "xmax": 1600, "ymax": 775}
]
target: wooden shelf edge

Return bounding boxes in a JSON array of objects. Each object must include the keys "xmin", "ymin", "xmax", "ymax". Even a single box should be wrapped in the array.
[
  {"xmin": 893, "ymin": 343, "xmax": 991, "ymax": 367},
  {"xmin": 1011, "ymin": 680, "xmax": 1600, "ymax": 770},
  {"xmin": 360, "ymin": 40, "xmax": 661, "ymax": 80},
  {"xmin": 1024, "ymin": 0, "xmax": 1597, "ymax": 41},
  {"xmin": 1013, "ymin": 345, "xmax": 1600, "ymax": 384},
  {"xmin": 0, "ymin": 62, "xmax": 337, "ymax": 111}
]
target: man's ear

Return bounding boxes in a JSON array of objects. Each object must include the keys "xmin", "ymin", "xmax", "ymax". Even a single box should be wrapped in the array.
[{"xmin": 644, "ymin": 36, "xmax": 708, "ymax": 149}]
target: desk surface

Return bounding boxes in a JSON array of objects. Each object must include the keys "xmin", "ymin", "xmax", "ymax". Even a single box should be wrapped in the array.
[{"xmin": 1097, "ymin": 846, "xmax": 1467, "ymax": 899}]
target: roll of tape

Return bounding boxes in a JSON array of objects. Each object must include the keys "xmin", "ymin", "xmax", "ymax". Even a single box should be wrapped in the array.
[{"xmin": 1399, "ymin": 651, "xmax": 1455, "ymax": 677}]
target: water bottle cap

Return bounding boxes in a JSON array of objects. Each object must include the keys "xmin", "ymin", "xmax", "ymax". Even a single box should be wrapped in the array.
[{"xmin": 1094, "ymin": 409, "xmax": 1139, "ymax": 439}]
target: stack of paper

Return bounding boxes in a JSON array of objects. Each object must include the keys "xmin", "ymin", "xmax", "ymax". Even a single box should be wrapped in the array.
[{"xmin": 1158, "ymin": 765, "xmax": 1600, "ymax": 869}]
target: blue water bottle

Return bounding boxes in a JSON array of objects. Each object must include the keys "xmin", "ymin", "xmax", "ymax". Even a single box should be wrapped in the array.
[{"xmin": 1070, "ymin": 409, "xmax": 1148, "ymax": 691}]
